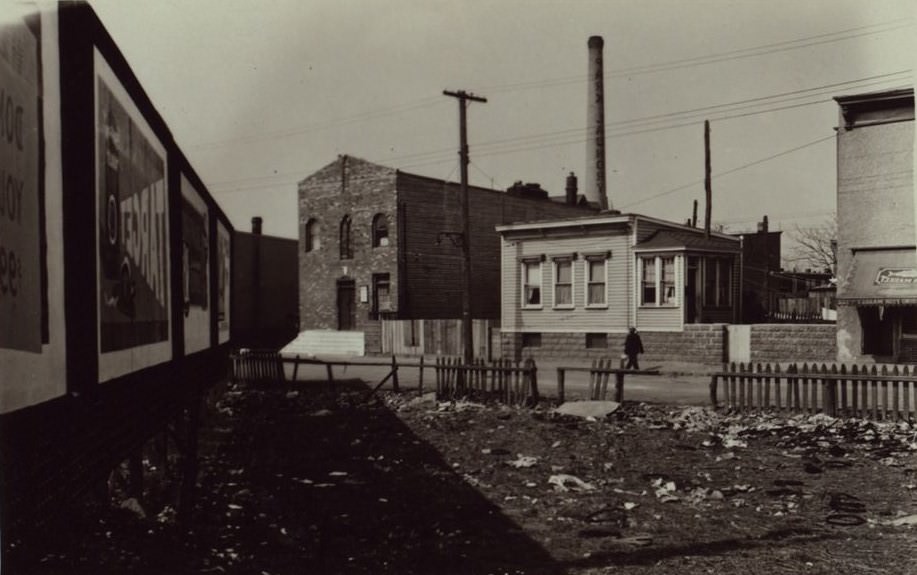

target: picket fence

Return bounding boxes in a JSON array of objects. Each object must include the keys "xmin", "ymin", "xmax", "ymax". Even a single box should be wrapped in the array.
[
  {"xmin": 711, "ymin": 362, "xmax": 917, "ymax": 420},
  {"xmin": 435, "ymin": 357, "xmax": 538, "ymax": 406}
]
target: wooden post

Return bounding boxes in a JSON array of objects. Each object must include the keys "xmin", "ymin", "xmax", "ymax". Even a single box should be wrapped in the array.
[
  {"xmin": 871, "ymin": 366, "xmax": 879, "ymax": 420},
  {"xmin": 557, "ymin": 368, "xmax": 565, "ymax": 404},
  {"xmin": 614, "ymin": 371, "xmax": 625, "ymax": 403},
  {"xmin": 326, "ymin": 363, "xmax": 335, "ymax": 395},
  {"xmin": 881, "ymin": 365, "xmax": 889, "ymax": 420},
  {"xmin": 292, "ymin": 354, "xmax": 300, "ymax": 382},
  {"xmin": 526, "ymin": 358, "xmax": 539, "ymax": 404},
  {"xmin": 892, "ymin": 366, "xmax": 900, "ymax": 420},
  {"xmin": 418, "ymin": 356, "xmax": 425, "ymax": 395},
  {"xmin": 774, "ymin": 364, "xmax": 782, "ymax": 412},
  {"xmin": 709, "ymin": 374, "xmax": 719, "ymax": 408},
  {"xmin": 391, "ymin": 355, "xmax": 400, "ymax": 393}
]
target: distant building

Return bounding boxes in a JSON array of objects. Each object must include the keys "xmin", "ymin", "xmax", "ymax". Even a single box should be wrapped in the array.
[
  {"xmin": 497, "ymin": 213, "xmax": 741, "ymax": 363},
  {"xmin": 232, "ymin": 217, "xmax": 299, "ymax": 349},
  {"xmin": 291, "ymin": 155, "xmax": 594, "ymax": 356},
  {"xmin": 834, "ymin": 88, "xmax": 915, "ymax": 362}
]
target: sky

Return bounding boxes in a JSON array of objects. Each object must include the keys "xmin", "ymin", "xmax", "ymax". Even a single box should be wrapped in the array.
[{"xmin": 50, "ymin": 1, "xmax": 917, "ymax": 262}]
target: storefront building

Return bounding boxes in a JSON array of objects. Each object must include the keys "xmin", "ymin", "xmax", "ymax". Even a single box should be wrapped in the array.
[{"xmin": 834, "ymin": 88, "xmax": 916, "ymax": 362}]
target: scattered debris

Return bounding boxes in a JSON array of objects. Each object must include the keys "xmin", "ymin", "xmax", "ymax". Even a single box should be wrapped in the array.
[
  {"xmin": 508, "ymin": 455, "xmax": 538, "ymax": 468},
  {"xmin": 554, "ymin": 400, "xmax": 620, "ymax": 419},
  {"xmin": 548, "ymin": 474, "xmax": 596, "ymax": 492}
]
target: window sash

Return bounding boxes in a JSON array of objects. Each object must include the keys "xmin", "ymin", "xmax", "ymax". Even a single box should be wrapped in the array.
[
  {"xmin": 660, "ymin": 257, "xmax": 676, "ymax": 305},
  {"xmin": 587, "ymin": 259, "xmax": 605, "ymax": 305},
  {"xmin": 554, "ymin": 261, "xmax": 572, "ymax": 307},
  {"xmin": 523, "ymin": 262, "xmax": 542, "ymax": 307}
]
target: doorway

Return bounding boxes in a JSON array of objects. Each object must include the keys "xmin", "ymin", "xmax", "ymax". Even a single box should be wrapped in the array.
[{"xmin": 337, "ymin": 279, "xmax": 356, "ymax": 331}]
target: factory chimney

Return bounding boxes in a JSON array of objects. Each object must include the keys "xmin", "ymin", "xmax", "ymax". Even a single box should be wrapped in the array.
[{"xmin": 586, "ymin": 36, "xmax": 609, "ymax": 211}]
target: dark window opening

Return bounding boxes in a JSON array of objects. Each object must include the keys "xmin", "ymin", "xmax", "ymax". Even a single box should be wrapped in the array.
[
  {"xmin": 339, "ymin": 215, "xmax": 352, "ymax": 259},
  {"xmin": 585, "ymin": 333, "xmax": 607, "ymax": 349},
  {"xmin": 305, "ymin": 218, "xmax": 319, "ymax": 252},
  {"xmin": 372, "ymin": 213, "xmax": 389, "ymax": 247},
  {"xmin": 371, "ymin": 273, "xmax": 391, "ymax": 319},
  {"xmin": 522, "ymin": 332, "xmax": 542, "ymax": 348}
]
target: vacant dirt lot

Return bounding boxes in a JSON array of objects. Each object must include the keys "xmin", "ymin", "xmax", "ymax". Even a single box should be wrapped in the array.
[{"xmin": 8, "ymin": 378, "xmax": 917, "ymax": 575}]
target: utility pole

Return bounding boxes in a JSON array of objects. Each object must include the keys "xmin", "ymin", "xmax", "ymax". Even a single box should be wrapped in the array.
[
  {"xmin": 704, "ymin": 120, "xmax": 712, "ymax": 238},
  {"xmin": 444, "ymin": 89, "xmax": 487, "ymax": 363}
]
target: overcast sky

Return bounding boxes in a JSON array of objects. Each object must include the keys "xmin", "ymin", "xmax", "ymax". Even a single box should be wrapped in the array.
[{"xmin": 75, "ymin": 1, "xmax": 916, "ymax": 260}]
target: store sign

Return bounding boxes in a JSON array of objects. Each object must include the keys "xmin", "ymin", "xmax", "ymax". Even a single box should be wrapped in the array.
[
  {"xmin": 0, "ymin": 18, "xmax": 41, "ymax": 352},
  {"xmin": 875, "ymin": 268, "xmax": 917, "ymax": 285}
]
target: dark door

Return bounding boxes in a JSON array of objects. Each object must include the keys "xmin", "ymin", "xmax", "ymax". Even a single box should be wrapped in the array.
[
  {"xmin": 337, "ymin": 279, "xmax": 356, "ymax": 330},
  {"xmin": 685, "ymin": 258, "xmax": 698, "ymax": 323}
]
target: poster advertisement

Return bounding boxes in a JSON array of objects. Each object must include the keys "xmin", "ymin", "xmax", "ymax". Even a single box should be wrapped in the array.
[
  {"xmin": 181, "ymin": 174, "xmax": 209, "ymax": 354},
  {"xmin": 217, "ymin": 220, "xmax": 230, "ymax": 343},
  {"xmin": 0, "ymin": 16, "xmax": 42, "ymax": 352},
  {"xmin": 95, "ymin": 49, "xmax": 171, "ymax": 380}
]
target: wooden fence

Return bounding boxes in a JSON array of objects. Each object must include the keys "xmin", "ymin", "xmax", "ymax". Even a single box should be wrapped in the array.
[
  {"xmin": 435, "ymin": 357, "xmax": 538, "ymax": 406},
  {"xmin": 711, "ymin": 362, "xmax": 917, "ymax": 420},
  {"xmin": 230, "ymin": 350, "xmax": 285, "ymax": 385},
  {"xmin": 555, "ymin": 358, "xmax": 661, "ymax": 403}
]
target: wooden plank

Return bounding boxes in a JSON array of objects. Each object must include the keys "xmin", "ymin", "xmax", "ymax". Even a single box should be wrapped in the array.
[
  {"xmin": 557, "ymin": 368, "xmax": 566, "ymax": 404},
  {"xmin": 764, "ymin": 363, "xmax": 772, "ymax": 409},
  {"xmin": 871, "ymin": 365, "xmax": 879, "ymax": 420},
  {"xmin": 905, "ymin": 366, "xmax": 912, "ymax": 420},
  {"xmin": 893, "ymin": 365, "xmax": 901, "ymax": 420},
  {"xmin": 755, "ymin": 363, "xmax": 763, "ymax": 410},
  {"xmin": 774, "ymin": 364, "xmax": 782, "ymax": 412},
  {"xmin": 881, "ymin": 365, "xmax": 890, "ymax": 420}
]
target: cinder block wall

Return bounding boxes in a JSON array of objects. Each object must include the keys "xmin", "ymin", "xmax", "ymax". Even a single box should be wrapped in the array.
[
  {"xmin": 749, "ymin": 324, "xmax": 836, "ymax": 363},
  {"xmin": 501, "ymin": 324, "xmax": 725, "ymax": 364}
]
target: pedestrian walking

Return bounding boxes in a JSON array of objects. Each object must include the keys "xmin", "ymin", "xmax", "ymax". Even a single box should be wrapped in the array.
[{"xmin": 624, "ymin": 327, "xmax": 643, "ymax": 369}]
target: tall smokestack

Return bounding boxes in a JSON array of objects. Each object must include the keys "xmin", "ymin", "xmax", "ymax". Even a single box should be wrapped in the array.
[
  {"xmin": 565, "ymin": 171, "xmax": 578, "ymax": 205},
  {"xmin": 586, "ymin": 36, "xmax": 609, "ymax": 211}
]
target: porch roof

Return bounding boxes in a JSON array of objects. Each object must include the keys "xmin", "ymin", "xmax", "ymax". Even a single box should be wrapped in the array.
[{"xmin": 634, "ymin": 230, "xmax": 740, "ymax": 254}]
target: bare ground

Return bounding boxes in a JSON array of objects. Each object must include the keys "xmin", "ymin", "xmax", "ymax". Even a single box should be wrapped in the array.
[{"xmin": 7, "ymin": 377, "xmax": 917, "ymax": 575}]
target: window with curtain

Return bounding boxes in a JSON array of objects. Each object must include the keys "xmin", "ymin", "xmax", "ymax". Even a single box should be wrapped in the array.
[
  {"xmin": 587, "ymin": 258, "xmax": 606, "ymax": 306},
  {"xmin": 554, "ymin": 260, "xmax": 573, "ymax": 307},
  {"xmin": 661, "ymin": 257, "xmax": 676, "ymax": 305},
  {"xmin": 641, "ymin": 257, "xmax": 657, "ymax": 305},
  {"xmin": 522, "ymin": 261, "xmax": 542, "ymax": 307}
]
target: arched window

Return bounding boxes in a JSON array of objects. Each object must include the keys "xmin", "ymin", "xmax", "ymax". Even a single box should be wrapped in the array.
[
  {"xmin": 304, "ymin": 218, "xmax": 320, "ymax": 252},
  {"xmin": 339, "ymin": 215, "xmax": 352, "ymax": 259},
  {"xmin": 371, "ymin": 213, "xmax": 389, "ymax": 247}
]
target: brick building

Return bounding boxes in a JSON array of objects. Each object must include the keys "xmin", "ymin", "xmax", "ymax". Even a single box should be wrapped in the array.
[
  {"xmin": 292, "ymin": 155, "xmax": 594, "ymax": 356},
  {"xmin": 834, "ymin": 88, "xmax": 916, "ymax": 362}
]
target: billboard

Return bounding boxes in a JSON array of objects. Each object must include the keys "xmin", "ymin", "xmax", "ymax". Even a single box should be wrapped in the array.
[
  {"xmin": 217, "ymin": 220, "xmax": 230, "ymax": 343},
  {"xmin": 181, "ymin": 174, "xmax": 209, "ymax": 354},
  {"xmin": 94, "ymin": 49, "xmax": 171, "ymax": 381},
  {"xmin": 0, "ymin": 14, "xmax": 42, "ymax": 353}
]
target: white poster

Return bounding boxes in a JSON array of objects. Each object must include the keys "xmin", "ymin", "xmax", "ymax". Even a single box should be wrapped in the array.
[
  {"xmin": 217, "ymin": 220, "xmax": 230, "ymax": 343},
  {"xmin": 181, "ymin": 174, "xmax": 209, "ymax": 354}
]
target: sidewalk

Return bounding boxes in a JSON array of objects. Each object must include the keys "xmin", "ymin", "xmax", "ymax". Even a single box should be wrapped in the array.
[{"xmin": 280, "ymin": 354, "xmax": 718, "ymax": 406}]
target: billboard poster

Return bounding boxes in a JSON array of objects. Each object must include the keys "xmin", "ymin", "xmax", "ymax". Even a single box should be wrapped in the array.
[
  {"xmin": 95, "ymin": 49, "xmax": 171, "ymax": 380},
  {"xmin": 0, "ymin": 15, "xmax": 42, "ymax": 352},
  {"xmin": 217, "ymin": 220, "xmax": 230, "ymax": 343},
  {"xmin": 181, "ymin": 174, "xmax": 209, "ymax": 354}
]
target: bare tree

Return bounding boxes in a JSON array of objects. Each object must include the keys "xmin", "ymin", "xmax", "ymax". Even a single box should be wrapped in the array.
[{"xmin": 787, "ymin": 217, "xmax": 837, "ymax": 274}]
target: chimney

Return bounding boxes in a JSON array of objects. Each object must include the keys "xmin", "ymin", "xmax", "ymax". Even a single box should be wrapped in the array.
[
  {"xmin": 251, "ymin": 216, "xmax": 263, "ymax": 235},
  {"xmin": 586, "ymin": 36, "xmax": 609, "ymax": 211},
  {"xmin": 757, "ymin": 215, "xmax": 768, "ymax": 233},
  {"xmin": 565, "ymin": 171, "xmax": 578, "ymax": 205}
]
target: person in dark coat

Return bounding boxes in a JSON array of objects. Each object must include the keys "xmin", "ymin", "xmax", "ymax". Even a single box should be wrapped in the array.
[{"xmin": 624, "ymin": 327, "xmax": 644, "ymax": 369}]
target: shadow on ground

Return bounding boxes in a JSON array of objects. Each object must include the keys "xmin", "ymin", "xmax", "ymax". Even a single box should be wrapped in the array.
[{"xmin": 6, "ymin": 379, "xmax": 561, "ymax": 575}]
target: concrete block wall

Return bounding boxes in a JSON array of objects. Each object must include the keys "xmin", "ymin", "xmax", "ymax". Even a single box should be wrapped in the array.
[
  {"xmin": 749, "ymin": 324, "xmax": 836, "ymax": 364},
  {"xmin": 501, "ymin": 324, "xmax": 725, "ymax": 365}
]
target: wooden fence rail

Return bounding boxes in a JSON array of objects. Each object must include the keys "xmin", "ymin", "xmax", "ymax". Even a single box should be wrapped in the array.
[
  {"xmin": 230, "ymin": 350, "xmax": 285, "ymax": 385},
  {"xmin": 435, "ymin": 357, "xmax": 538, "ymax": 406},
  {"xmin": 711, "ymin": 362, "xmax": 917, "ymax": 420},
  {"xmin": 556, "ymin": 358, "xmax": 661, "ymax": 403}
]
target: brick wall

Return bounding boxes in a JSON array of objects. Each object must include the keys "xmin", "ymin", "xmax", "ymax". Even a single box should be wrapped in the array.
[
  {"xmin": 749, "ymin": 324, "xmax": 836, "ymax": 363},
  {"xmin": 398, "ymin": 172, "xmax": 594, "ymax": 320},
  {"xmin": 501, "ymin": 324, "xmax": 725, "ymax": 364},
  {"xmin": 298, "ymin": 156, "xmax": 399, "ymax": 353}
]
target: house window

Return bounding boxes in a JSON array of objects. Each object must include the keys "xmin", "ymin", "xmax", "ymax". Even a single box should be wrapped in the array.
[
  {"xmin": 586, "ymin": 258, "xmax": 606, "ymax": 306},
  {"xmin": 641, "ymin": 257, "xmax": 657, "ymax": 305},
  {"xmin": 553, "ymin": 259, "xmax": 573, "ymax": 308},
  {"xmin": 304, "ymin": 218, "xmax": 320, "ymax": 252},
  {"xmin": 585, "ymin": 333, "xmax": 607, "ymax": 349},
  {"xmin": 339, "ymin": 215, "xmax": 352, "ymax": 260},
  {"xmin": 372, "ymin": 213, "xmax": 389, "ymax": 247},
  {"xmin": 704, "ymin": 258, "xmax": 732, "ymax": 307},
  {"xmin": 522, "ymin": 332, "xmax": 542, "ymax": 348},
  {"xmin": 661, "ymin": 257, "xmax": 676, "ymax": 305},
  {"xmin": 522, "ymin": 260, "xmax": 542, "ymax": 307},
  {"xmin": 372, "ymin": 273, "xmax": 391, "ymax": 316}
]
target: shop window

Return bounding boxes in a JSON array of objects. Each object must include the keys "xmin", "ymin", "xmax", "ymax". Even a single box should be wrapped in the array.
[
  {"xmin": 372, "ymin": 213, "xmax": 389, "ymax": 247},
  {"xmin": 339, "ymin": 215, "xmax": 352, "ymax": 260},
  {"xmin": 585, "ymin": 333, "xmax": 607, "ymax": 349},
  {"xmin": 902, "ymin": 308, "xmax": 917, "ymax": 336},
  {"xmin": 641, "ymin": 257, "xmax": 657, "ymax": 305},
  {"xmin": 304, "ymin": 218, "xmax": 320, "ymax": 252},
  {"xmin": 586, "ymin": 258, "xmax": 606, "ymax": 306},
  {"xmin": 522, "ymin": 260, "xmax": 542, "ymax": 307},
  {"xmin": 554, "ymin": 259, "xmax": 573, "ymax": 308},
  {"xmin": 522, "ymin": 332, "xmax": 542, "ymax": 348}
]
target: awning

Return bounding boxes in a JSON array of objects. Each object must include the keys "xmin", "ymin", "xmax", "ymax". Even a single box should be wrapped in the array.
[{"xmin": 838, "ymin": 248, "xmax": 917, "ymax": 306}]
